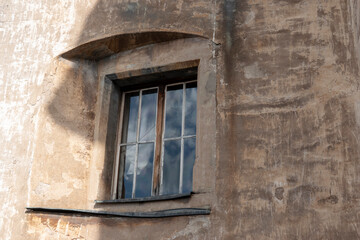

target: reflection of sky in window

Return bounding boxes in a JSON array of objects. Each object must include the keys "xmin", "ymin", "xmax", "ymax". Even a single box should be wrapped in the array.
[
  {"xmin": 135, "ymin": 143, "xmax": 154, "ymax": 197},
  {"xmin": 183, "ymin": 137, "xmax": 196, "ymax": 193},
  {"xmin": 122, "ymin": 92, "xmax": 139, "ymax": 143},
  {"xmin": 185, "ymin": 83, "xmax": 197, "ymax": 136},
  {"xmin": 122, "ymin": 145, "xmax": 135, "ymax": 198},
  {"xmin": 139, "ymin": 89, "xmax": 157, "ymax": 142},
  {"xmin": 162, "ymin": 140, "xmax": 181, "ymax": 195},
  {"xmin": 164, "ymin": 85, "xmax": 183, "ymax": 138},
  {"xmin": 120, "ymin": 82, "xmax": 197, "ymax": 198}
]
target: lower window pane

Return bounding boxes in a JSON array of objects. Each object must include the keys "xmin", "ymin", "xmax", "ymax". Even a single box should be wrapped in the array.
[
  {"xmin": 162, "ymin": 139, "xmax": 181, "ymax": 195},
  {"xmin": 182, "ymin": 137, "xmax": 196, "ymax": 193},
  {"xmin": 121, "ymin": 145, "xmax": 136, "ymax": 199},
  {"xmin": 135, "ymin": 143, "xmax": 154, "ymax": 198}
]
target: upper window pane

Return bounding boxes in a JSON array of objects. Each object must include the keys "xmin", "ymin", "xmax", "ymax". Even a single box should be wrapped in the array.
[
  {"xmin": 184, "ymin": 82, "xmax": 197, "ymax": 136},
  {"xmin": 139, "ymin": 89, "xmax": 157, "ymax": 142},
  {"xmin": 121, "ymin": 92, "xmax": 139, "ymax": 143},
  {"xmin": 164, "ymin": 84, "xmax": 183, "ymax": 139}
]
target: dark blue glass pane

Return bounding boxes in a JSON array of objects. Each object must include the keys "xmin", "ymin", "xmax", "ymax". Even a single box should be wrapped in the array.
[
  {"xmin": 135, "ymin": 143, "xmax": 154, "ymax": 198},
  {"xmin": 182, "ymin": 137, "xmax": 196, "ymax": 193},
  {"xmin": 121, "ymin": 145, "xmax": 136, "ymax": 198},
  {"xmin": 164, "ymin": 85, "xmax": 183, "ymax": 138},
  {"xmin": 121, "ymin": 92, "xmax": 139, "ymax": 143},
  {"xmin": 162, "ymin": 140, "xmax": 181, "ymax": 195},
  {"xmin": 139, "ymin": 89, "xmax": 157, "ymax": 142},
  {"xmin": 184, "ymin": 82, "xmax": 197, "ymax": 136}
]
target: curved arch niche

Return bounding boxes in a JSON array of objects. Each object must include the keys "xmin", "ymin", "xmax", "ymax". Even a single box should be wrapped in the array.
[{"xmin": 62, "ymin": 31, "xmax": 204, "ymax": 60}]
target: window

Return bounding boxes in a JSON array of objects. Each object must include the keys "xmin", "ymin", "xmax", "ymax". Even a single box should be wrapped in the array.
[{"xmin": 115, "ymin": 80, "xmax": 197, "ymax": 199}]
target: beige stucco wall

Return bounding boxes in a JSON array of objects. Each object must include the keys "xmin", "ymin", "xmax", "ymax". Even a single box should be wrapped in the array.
[{"xmin": 1, "ymin": 0, "xmax": 360, "ymax": 239}]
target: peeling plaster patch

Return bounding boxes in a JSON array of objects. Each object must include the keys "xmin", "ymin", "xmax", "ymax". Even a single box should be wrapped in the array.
[
  {"xmin": 244, "ymin": 11, "xmax": 255, "ymax": 25},
  {"xmin": 170, "ymin": 217, "xmax": 210, "ymax": 240},
  {"xmin": 45, "ymin": 122, "xmax": 52, "ymax": 134},
  {"xmin": 0, "ymin": 172, "xmax": 9, "ymax": 193},
  {"xmin": 52, "ymin": 1, "xmax": 76, "ymax": 57},
  {"xmin": 275, "ymin": 187, "xmax": 285, "ymax": 200},
  {"xmin": 47, "ymin": 182, "xmax": 73, "ymax": 200},
  {"xmin": 34, "ymin": 182, "xmax": 50, "ymax": 196},
  {"xmin": 0, "ymin": 200, "xmax": 18, "ymax": 240},
  {"xmin": 62, "ymin": 172, "xmax": 83, "ymax": 189},
  {"xmin": 44, "ymin": 142, "xmax": 54, "ymax": 155},
  {"xmin": 68, "ymin": 134, "xmax": 91, "ymax": 168},
  {"xmin": 27, "ymin": 216, "xmax": 84, "ymax": 239},
  {"xmin": 273, "ymin": 180, "xmax": 285, "ymax": 187},
  {"xmin": 354, "ymin": 101, "xmax": 360, "ymax": 127},
  {"xmin": 176, "ymin": 0, "xmax": 183, "ymax": 12},
  {"xmin": 244, "ymin": 62, "xmax": 268, "ymax": 79}
]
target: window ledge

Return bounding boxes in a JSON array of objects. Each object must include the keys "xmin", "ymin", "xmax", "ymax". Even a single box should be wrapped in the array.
[
  {"xmin": 95, "ymin": 193, "xmax": 191, "ymax": 204},
  {"xmin": 26, "ymin": 206, "xmax": 210, "ymax": 218}
]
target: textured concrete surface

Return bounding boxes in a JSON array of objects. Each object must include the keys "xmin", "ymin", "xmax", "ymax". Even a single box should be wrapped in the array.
[{"xmin": 1, "ymin": 0, "xmax": 360, "ymax": 239}]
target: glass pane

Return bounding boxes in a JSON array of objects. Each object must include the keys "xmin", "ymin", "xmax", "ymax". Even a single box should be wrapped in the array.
[
  {"xmin": 135, "ymin": 143, "xmax": 154, "ymax": 198},
  {"xmin": 182, "ymin": 137, "xmax": 196, "ymax": 193},
  {"xmin": 164, "ymin": 84, "xmax": 183, "ymax": 138},
  {"xmin": 120, "ymin": 145, "xmax": 136, "ymax": 198},
  {"xmin": 162, "ymin": 139, "xmax": 181, "ymax": 195},
  {"xmin": 185, "ymin": 82, "xmax": 197, "ymax": 136},
  {"xmin": 139, "ymin": 89, "xmax": 157, "ymax": 142},
  {"xmin": 121, "ymin": 92, "xmax": 140, "ymax": 143}
]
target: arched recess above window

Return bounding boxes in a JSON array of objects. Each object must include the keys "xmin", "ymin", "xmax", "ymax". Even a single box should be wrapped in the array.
[{"xmin": 61, "ymin": 31, "xmax": 204, "ymax": 60}]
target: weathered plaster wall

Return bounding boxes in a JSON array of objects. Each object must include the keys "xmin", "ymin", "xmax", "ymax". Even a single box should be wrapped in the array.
[
  {"xmin": 1, "ymin": 0, "xmax": 360, "ymax": 239},
  {"xmin": 216, "ymin": 0, "xmax": 360, "ymax": 239},
  {"xmin": 0, "ymin": 1, "xmax": 94, "ymax": 239}
]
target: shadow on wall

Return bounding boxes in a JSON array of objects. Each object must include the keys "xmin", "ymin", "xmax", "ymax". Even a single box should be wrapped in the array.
[
  {"xmin": 47, "ymin": 0, "xmax": 212, "ymax": 140},
  {"xmin": 44, "ymin": 0, "xmax": 212, "ymax": 239}
]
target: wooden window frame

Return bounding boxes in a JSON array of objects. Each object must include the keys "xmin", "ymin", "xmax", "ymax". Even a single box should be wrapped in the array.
[{"xmin": 111, "ymin": 79, "xmax": 197, "ymax": 200}]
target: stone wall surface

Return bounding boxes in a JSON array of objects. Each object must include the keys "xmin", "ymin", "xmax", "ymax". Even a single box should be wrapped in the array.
[{"xmin": 1, "ymin": 0, "xmax": 360, "ymax": 239}]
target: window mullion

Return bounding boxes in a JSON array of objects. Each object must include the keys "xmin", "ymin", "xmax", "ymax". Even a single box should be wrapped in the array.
[
  {"xmin": 132, "ymin": 90, "xmax": 142, "ymax": 198},
  {"xmin": 113, "ymin": 92, "xmax": 125, "ymax": 199},
  {"xmin": 159, "ymin": 85, "xmax": 168, "ymax": 195},
  {"xmin": 151, "ymin": 87, "xmax": 160, "ymax": 196},
  {"xmin": 180, "ymin": 83, "xmax": 186, "ymax": 193},
  {"xmin": 153, "ymin": 85, "xmax": 164, "ymax": 195}
]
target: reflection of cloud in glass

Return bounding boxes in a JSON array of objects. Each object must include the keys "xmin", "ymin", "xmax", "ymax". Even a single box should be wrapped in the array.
[
  {"xmin": 137, "ymin": 143, "xmax": 154, "ymax": 172},
  {"xmin": 124, "ymin": 145, "xmax": 136, "ymax": 175},
  {"xmin": 164, "ymin": 85, "xmax": 183, "ymax": 138},
  {"xmin": 123, "ymin": 143, "xmax": 155, "ymax": 198},
  {"xmin": 122, "ymin": 92, "xmax": 139, "ymax": 143},
  {"xmin": 162, "ymin": 139, "xmax": 181, "ymax": 195},
  {"xmin": 183, "ymin": 137, "xmax": 196, "ymax": 193},
  {"xmin": 122, "ymin": 83, "xmax": 196, "ymax": 198},
  {"xmin": 135, "ymin": 143, "xmax": 154, "ymax": 197},
  {"xmin": 124, "ymin": 144, "xmax": 154, "ymax": 176},
  {"xmin": 139, "ymin": 89, "xmax": 157, "ymax": 142},
  {"xmin": 122, "ymin": 145, "xmax": 136, "ymax": 198},
  {"xmin": 185, "ymin": 83, "xmax": 197, "ymax": 136}
]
